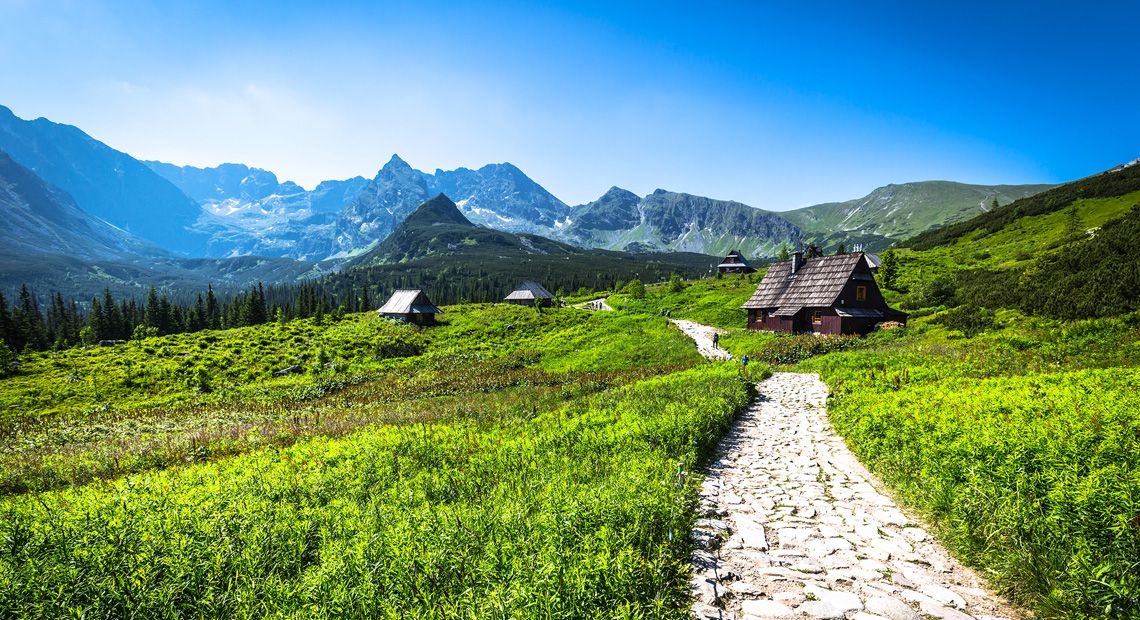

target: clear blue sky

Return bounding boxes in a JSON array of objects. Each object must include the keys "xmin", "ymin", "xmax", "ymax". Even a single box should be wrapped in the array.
[{"xmin": 1, "ymin": 0, "xmax": 1136, "ymax": 208}]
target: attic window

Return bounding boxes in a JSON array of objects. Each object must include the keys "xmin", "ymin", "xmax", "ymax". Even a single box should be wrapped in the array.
[
  {"xmin": 812, "ymin": 310, "xmax": 822, "ymax": 324},
  {"xmin": 856, "ymin": 285, "xmax": 867, "ymax": 302}
]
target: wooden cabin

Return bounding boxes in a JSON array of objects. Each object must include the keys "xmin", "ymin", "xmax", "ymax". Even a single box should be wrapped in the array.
[
  {"xmin": 376, "ymin": 289, "xmax": 442, "ymax": 325},
  {"xmin": 741, "ymin": 252, "xmax": 906, "ymax": 335},
  {"xmin": 503, "ymin": 280, "xmax": 555, "ymax": 307},
  {"xmin": 717, "ymin": 250, "xmax": 757, "ymax": 274}
]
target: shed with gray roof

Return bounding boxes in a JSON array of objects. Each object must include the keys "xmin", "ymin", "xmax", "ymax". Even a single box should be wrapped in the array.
[
  {"xmin": 377, "ymin": 289, "xmax": 442, "ymax": 325},
  {"xmin": 503, "ymin": 280, "xmax": 554, "ymax": 307}
]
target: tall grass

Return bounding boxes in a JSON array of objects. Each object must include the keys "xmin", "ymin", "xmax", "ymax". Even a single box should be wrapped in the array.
[
  {"xmin": 799, "ymin": 314, "xmax": 1140, "ymax": 618},
  {"xmin": 0, "ymin": 364, "xmax": 750, "ymax": 618}
]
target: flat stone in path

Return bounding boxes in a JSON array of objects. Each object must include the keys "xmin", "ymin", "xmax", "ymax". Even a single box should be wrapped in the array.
[{"xmin": 689, "ymin": 372, "xmax": 1026, "ymax": 620}]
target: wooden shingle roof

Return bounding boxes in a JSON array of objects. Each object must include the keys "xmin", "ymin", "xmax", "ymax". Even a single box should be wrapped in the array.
[{"xmin": 741, "ymin": 253, "xmax": 866, "ymax": 312}]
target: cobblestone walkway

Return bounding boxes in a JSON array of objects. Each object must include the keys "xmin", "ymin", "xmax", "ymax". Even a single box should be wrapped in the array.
[{"xmin": 690, "ymin": 372, "xmax": 1024, "ymax": 620}]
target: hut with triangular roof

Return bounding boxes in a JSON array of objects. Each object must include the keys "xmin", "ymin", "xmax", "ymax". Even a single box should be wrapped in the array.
[
  {"xmin": 741, "ymin": 252, "xmax": 906, "ymax": 335},
  {"xmin": 503, "ymin": 280, "xmax": 555, "ymax": 307},
  {"xmin": 377, "ymin": 289, "xmax": 442, "ymax": 325},
  {"xmin": 717, "ymin": 250, "xmax": 756, "ymax": 274}
]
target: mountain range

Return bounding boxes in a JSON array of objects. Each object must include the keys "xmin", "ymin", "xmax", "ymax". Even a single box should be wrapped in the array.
[{"xmin": 0, "ymin": 103, "xmax": 1062, "ymax": 298}]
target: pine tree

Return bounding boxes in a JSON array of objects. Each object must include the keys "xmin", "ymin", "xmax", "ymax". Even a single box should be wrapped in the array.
[{"xmin": 835, "ymin": 243, "xmax": 847, "ymax": 255}]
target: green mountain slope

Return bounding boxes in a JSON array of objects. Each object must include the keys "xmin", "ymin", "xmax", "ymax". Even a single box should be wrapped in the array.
[
  {"xmin": 886, "ymin": 159, "xmax": 1140, "ymax": 319},
  {"xmin": 784, "ymin": 180, "xmax": 1054, "ymax": 243}
]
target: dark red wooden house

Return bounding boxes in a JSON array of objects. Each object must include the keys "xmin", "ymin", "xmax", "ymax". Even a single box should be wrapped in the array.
[{"xmin": 742, "ymin": 252, "xmax": 906, "ymax": 335}]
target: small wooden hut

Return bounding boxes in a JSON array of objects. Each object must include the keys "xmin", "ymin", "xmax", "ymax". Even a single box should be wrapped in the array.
[
  {"xmin": 741, "ymin": 252, "xmax": 906, "ymax": 335},
  {"xmin": 376, "ymin": 289, "xmax": 442, "ymax": 325},
  {"xmin": 717, "ymin": 250, "xmax": 756, "ymax": 274},
  {"xmin": 503, "ymin": 280, "xmax": 554, "ymax": 307}
]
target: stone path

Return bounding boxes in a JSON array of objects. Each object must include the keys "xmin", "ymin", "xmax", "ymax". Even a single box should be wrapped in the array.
[
  {"xmin": 690, "ymin": 372, "xmax": 1025, "ymax": 620},
  {"xmin": 671, "ymin": 319, "xmax": 734, "ymax": 361}
]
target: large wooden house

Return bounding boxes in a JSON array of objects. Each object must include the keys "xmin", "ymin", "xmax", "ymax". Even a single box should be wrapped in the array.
[
  {"xmin": 377, "ymin": 289, "xmax": 442, "ymax": 325},
  {"xmin": 717, "ymin": 250, "xmax": 756, "ymax": 274},
  {"xmin": 741, "ymin": 252, "xmax": 906, "ymax": 335}
]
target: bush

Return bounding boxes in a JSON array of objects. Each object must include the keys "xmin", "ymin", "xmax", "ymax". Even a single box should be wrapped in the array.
[
  {"xmin": 754, "ymin": 334, "xmax": 864, "ymax": 365},
  {"xmin": 919, "ymin": 275, "xmax": 959, "ymax": 307},
  {"xmin": 624, "ymin": 279, "xmax": 646, "ymax": 299},
  {"xmin": 934, "ymin": 304, "xmax": 998, "ymax": 337},
  {"xmin": 0, "ymin": 342, "xmax": 18, "ymax": 377}
]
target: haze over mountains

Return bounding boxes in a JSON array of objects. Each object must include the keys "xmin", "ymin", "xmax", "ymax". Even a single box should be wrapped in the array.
[{"xmin": 0, "ymin": 103, "xmax": 1058, "ymax": 297}]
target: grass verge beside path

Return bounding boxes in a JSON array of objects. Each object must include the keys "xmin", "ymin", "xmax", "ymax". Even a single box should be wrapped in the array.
[
  {"xmin": 0, "ymin": 363, "xmax": 751, "ymax": 618},
  {"xmin": 798, "ymin": 314, "xmax": 1140, "ymax": 619}
]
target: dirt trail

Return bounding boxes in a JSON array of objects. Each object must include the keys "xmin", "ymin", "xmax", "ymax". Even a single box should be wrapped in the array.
[
  {"xmin": 577, "ymin": 297, "xmax": 613, "ymax": 311},
  {"xmin": 670, "ymin": 319, "xmax": 733, "ymax": 361},
  {"xmin": 690, "ymin": 371, "xmax": 1026, "ymax": 620}
]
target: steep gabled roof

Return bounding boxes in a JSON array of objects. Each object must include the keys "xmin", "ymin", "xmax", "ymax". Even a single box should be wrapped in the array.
[
  {"xmin": 504, "ymin": 280, "xmax": 554, "ymax": 301},
  {"xmin": 742, "ymin": 253, "xmax": 866, "ymax": 311},
  {"xmin": 717, "ymin": 250, "xmax": 754, "ymax": 270},
  {"xmin": 377, "ymin": 289, "xmax": 442, "ymax": 315}
]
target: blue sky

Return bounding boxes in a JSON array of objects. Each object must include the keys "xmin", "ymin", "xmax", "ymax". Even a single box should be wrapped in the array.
[{"xmin": 0, "ymin": 0, "xmax": 1136, "ymax": 208}]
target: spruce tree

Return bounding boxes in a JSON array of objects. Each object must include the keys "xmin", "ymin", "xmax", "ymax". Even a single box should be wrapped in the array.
[
  {"xmin": 14, "ymin": 284, "xmax": 47, "ymax": 351},
  {"xmin": 205, "ymin": 285, "xmax": 221, "ymax": 330},
  {"xmin": 0, "ymin": 292, "xmax": 12, "ymax": 349},
  {"xmin": 144, "ymin": 287, "xmax": 161, "ymax": 331}
]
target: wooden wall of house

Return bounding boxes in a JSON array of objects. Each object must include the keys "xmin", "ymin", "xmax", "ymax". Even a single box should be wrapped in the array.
[{"xmin": 747, "ymin": 310, "xmax": 794, "ymax": 332}]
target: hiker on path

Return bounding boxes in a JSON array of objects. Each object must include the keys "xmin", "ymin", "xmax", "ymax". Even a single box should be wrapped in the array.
[{"xmin": 712, "ymin": 332, "xmax": 720, "ymax": 349}]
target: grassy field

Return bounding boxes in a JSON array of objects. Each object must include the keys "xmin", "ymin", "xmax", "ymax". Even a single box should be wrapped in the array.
[
  {"xmin": 0, "ymin": 302, "xmax": 763, "ymax": 617},
  {"xmin": 0, "ymin": 305, "xmax": 707, "ymax": 495}
]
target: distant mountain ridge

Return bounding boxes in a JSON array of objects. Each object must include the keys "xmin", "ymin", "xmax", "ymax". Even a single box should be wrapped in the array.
[
  {"xmin": 0, "ymin": 149, "xmax": 164, "ymax": 262},
  {"xmin": 0, "ymin": 105, "xmax": 210, "ymax": 254},
  {"xmin": 0, "ymin": 102, "xmax": 1065, "ymax": 295},
  {"xmin": 146, "ymin": 160, "xmax": 367, "ymax": 259},
  {"xmin": 351, "ymin": 193, "xmax": 577, "ymax": 266},
  {"xmin": 559, "ymin": 187, "xmax": 803, "ymax": 257},
  {"xmin": 333, "ymin": 155, "xmax": 571, "ymax": 257}
]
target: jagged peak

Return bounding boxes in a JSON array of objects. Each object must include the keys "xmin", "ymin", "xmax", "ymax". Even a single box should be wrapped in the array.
[
  {"xmin": 384, "ymin": 153, "xmax": 411, "ymax": 168},
  {"xmin": 399, "ymin": 193, "xmax": 474, "ymax": 228}
]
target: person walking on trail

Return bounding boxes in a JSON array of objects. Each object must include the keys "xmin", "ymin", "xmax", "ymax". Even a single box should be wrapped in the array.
[
  {"xmin": 741, "ymin": 353, "xmax": 749, "ymax": 379},
  {"xmin": 712, "ymin": 332, "xmax": 720, "ymax": 349}
]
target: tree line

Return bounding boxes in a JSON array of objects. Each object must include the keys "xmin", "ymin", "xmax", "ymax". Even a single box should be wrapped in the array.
[
  {"xmin": 0, "ymin": 280, "xmax": 355, "ymax": 355},
  {"xmin": 0, "ymin": 251, "xmax": 709, "ymax": 357}
]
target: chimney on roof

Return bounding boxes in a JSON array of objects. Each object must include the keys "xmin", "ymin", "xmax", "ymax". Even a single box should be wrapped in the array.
[{"xmin": 792, "ymin": 251, "xmax": 803, "ymax": 273}]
